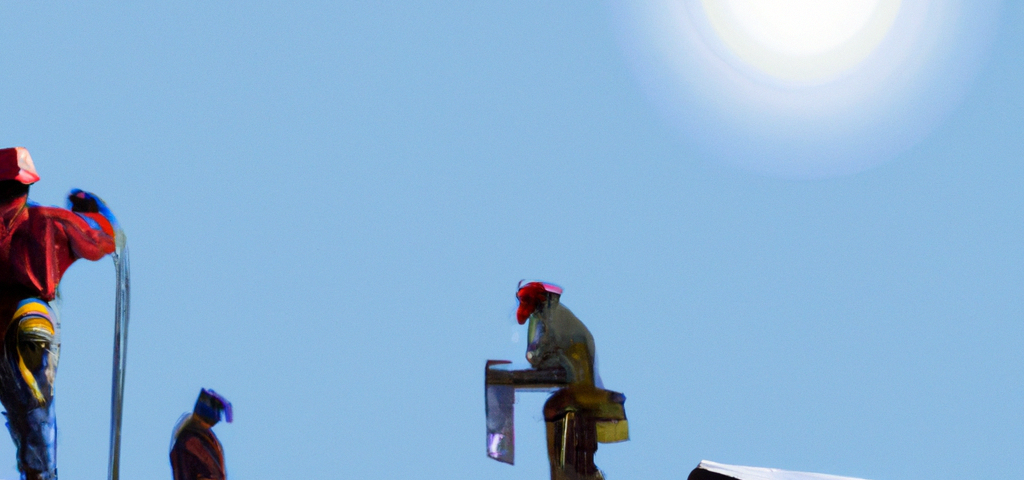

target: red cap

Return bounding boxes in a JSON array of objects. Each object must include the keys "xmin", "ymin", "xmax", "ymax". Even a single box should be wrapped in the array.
[
  {"xmin": 516, "ymin": 281, "xmax": 563, "ymax": 324},
  {"xmin": 0, "ymin": 147, "xmax": 39, "ymax": 184}
]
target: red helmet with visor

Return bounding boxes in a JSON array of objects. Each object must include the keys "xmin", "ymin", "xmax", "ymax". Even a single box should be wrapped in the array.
[{"xmin": 0, "ymin": 147, "xmax": 39, "ymax": 184}]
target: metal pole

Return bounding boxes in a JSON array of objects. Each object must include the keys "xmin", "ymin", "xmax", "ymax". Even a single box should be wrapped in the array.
[{"xmin": 107, "ymin": 241, "xmax": 130, "ymax": 480}]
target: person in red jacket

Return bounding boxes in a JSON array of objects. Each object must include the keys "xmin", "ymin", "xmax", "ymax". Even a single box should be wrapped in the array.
[
  {"xmin": 0, "ymin": 147, "xmax": 118, "ymax": 480},
  {"xmin": 170, "ymin": 389, "xmax": 232, "ymax": 480}
]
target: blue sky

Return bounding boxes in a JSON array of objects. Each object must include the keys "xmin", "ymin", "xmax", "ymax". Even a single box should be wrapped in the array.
[{"xmin": 0, "ymin": 2, "xmax": 1021, "ymax": 479}]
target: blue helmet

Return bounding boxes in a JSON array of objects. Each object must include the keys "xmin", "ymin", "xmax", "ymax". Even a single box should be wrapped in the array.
[{"xmin": 193, "ymin": 389, "xmax": 232, "ymax": 424}]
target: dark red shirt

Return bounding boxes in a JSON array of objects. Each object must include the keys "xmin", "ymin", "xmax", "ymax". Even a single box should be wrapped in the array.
[
  {"xmin": 0, "ymin": 195, "xmax": 115, "ymax": 302},
  {"xmin": 171, "ymin": 418, "xmax": 226, "ymax": 480}
]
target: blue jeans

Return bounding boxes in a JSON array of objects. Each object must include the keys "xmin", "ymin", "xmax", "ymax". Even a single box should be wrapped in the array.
[{"xmin": 0, "ymin": 299, "xmax": 58, "ymax": 480}]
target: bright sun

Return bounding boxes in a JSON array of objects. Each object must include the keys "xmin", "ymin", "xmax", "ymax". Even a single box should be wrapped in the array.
[
  {"xmin": 613, "ymin": 0, "xmax": 1001, "ymax": 177},
  {"xmin": 700, "ymin": 0, "xmax": 902, "ymax": 83}
]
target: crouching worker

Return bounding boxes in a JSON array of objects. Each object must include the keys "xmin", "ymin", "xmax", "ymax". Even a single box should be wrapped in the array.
[
  {"xmin": 516, "ymin": 282, "xmax": 629, "ymax": 480},
  {"xmin": 170, "ymin": 389, "xmax": 232, "ymax": 480},
  {"xmin": 0, "ymin": 147, "xmax": 118, "ymax": 480},
  {"xmin": 486, "ymin": 282, "xmax": 628, "ymax": 479}
]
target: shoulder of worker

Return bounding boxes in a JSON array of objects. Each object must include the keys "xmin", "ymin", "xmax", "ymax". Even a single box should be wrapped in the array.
[
  {"xmin": 549, "ymin": 304, "xmax": 594, "ymax": 340},
  {"xmin": 172, "ymin": 419, "xmax": 222, "ymax": 454}
]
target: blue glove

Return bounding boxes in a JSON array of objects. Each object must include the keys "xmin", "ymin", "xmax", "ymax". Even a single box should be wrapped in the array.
[{"xmin": 67, "ymin": 189, "xmax": 120, "ymax": 231}]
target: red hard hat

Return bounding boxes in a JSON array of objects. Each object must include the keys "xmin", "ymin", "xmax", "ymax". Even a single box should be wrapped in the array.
[
  {"xmin": 515, "ymin": 281, "xmax": 563, "ymax": 324},
  {"xmin": 0, "ymin": 147, "xmax": 39, "ymax": 184}
]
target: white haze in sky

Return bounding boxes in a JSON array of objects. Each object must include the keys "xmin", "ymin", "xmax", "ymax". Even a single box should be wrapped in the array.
[
  {"xmin": 714, "ymin": 0, "xmax": 886, "ymax": 57},
  {"xmin": 612, "ymin": 0, "xmax": 1003, "ymax": 177}
]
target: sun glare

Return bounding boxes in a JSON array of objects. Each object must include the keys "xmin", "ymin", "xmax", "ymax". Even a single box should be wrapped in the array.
[
  {"xmin": 700, "ymin": 0, "xmax": 902, "ymax": 83},
  {"xmin": 718, "ymin": 0, "xmax": 883, "ymax": 56},
  {"xmin": 612, "ymin": 0, "xmax": 1002, "ymax": 177}
]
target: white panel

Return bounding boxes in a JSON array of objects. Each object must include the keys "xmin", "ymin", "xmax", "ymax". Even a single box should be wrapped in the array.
[{"xmin": 698, "ymin": 460, "xmax": 872, "ymax": 480}]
